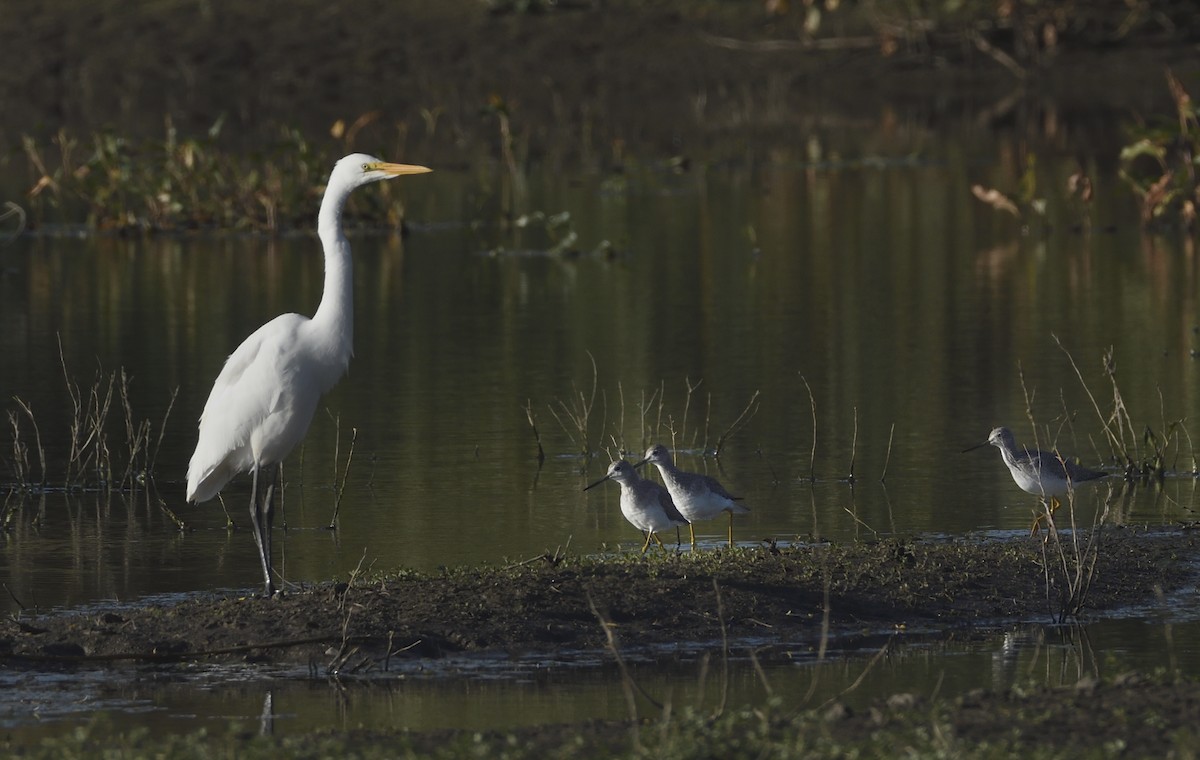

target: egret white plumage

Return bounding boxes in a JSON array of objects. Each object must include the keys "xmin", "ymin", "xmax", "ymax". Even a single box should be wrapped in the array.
[
  {"xmin": 186, "ymin": 154, "xmax": 431, "ymax": 596},
  {"xmin": 635, "ymin": 443, "xmax": 749, "ymax": 549},
  {"xmin": 584, "ymin": 459, "xmax": 689, "ymax": 553}
]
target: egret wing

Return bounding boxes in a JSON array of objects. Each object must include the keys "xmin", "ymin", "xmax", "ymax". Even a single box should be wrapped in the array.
[{"xmin": 186, "ymin": 314, "xmax": 305, "ymax": 501}]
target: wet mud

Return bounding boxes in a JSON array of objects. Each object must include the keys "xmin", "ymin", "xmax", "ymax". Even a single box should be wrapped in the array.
[
  {"xmin": 3, "ymin": 528, "xmax": 1196, "ymax": 668},
  {"xmin": 6, "ymin": 527, "xmax": 1197, "ymax": 755}
]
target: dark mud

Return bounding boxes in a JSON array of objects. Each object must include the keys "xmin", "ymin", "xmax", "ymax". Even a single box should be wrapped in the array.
[
  {"xmin": 3, "ymin": 527, "xmax": 1196, "ymax": 668},
  {"xmin": 5, "ymin": 527, "xmax": 1199, "ymax": 757}
]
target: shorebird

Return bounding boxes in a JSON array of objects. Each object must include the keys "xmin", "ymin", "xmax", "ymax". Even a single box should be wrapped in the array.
[
  {"xmin": 964, "ymin": 426, "xmax": 1107, "ymax": 534},
  {"xmin": 584, "ymin": 460, "xmax": 689, "ymax": 553},
  {"xmin": 635, "ymin": 443, "xmax": 749, "ymax": 549}
]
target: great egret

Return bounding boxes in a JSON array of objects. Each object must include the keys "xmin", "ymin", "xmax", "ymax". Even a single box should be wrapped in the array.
[
  {"xmin": 635, "ymin": 444, "xmax": 749, "ymax": 549},
  {"xmin": 583, "ymin": 459, "xmax": 688, "ymax": 553},
  {"xmin": 963, "ymin": 426, "xmax": 1107, "ymax": 534},
  {"xmin": 186, "ymin": 154, "xmax": 431, "ymax": 597}
]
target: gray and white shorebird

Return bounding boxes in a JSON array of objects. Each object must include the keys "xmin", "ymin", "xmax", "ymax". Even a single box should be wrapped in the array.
[
  {"xmin": 964, "ymin": 426, "xmax": 1107, "ymax": 532},
  {"xmin": 584, "ymin": 459, "xmax": 689, "ymax": 553},
  {"xmin": 635, "ymin": 443, "xmax": 749, "ymax": 549}
]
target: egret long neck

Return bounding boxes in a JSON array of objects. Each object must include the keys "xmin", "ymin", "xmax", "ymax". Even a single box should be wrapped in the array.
[{"xmin": 314, "ymin": 185, "xmax": 354, "ymax": 360}]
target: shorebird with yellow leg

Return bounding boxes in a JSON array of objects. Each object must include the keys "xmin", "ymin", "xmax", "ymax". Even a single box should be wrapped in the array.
[
  {"xmin": 635, "ymin": 443, "xmax": 749, "ymax": 549},
  {"xmin": 964, "ymin": 426, "xmax": 1108, "ymax": 535},
  {"xmin": 584, "ymin": 460, "xmax": 689, "ymax": 553}
]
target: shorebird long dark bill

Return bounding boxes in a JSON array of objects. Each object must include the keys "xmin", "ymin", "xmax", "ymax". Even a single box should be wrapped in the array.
[
  {"xmin": 583, "ymin": 474, "xmax": 612, "ymax": 491},
  {"xmin": 637, "ymin": 443, "xmax": 748, "ymax": 550},
  {"xmin": 584, "ymin": 459, "xmax": 687, "ymax": 553},
  {"xmin": 971, "ymin": 426, "xmax": 1108, "ymax": 535}
]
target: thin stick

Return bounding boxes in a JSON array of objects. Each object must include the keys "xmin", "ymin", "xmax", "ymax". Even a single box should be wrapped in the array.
[
  {"xmin": 149, "ymin": 386, "xmax": 179, "ymax": 480},
  {"xmin": 2, "ymin": 581, "xmax": 26, "ymax": 612},
  {"xmin": 801, "ymin": 375, "xmax": 817, "ymax": 482},
  {"xmin": 713, "ymin": 390, "xmax": 760, "ymax": 457},
  {"xmin": 523, "ymin": 399, "xmax": 545, "ymax": 466},
  {"xmin": 682, "ymin": 377, "xmax": 702, "ymax": 449},
  {"xmin": 328, "ymin": 427, "xmax": 358, "ymax": 529},
  {"xmin": 880, "ymin": 422, "xmax": 895, "ymax": 483},
  {"xmin": 1052, "ymin": 334, "xmax": 1128, "ymax": 462},
  {"xmin": 847, "ymin": 405, "xmax": 857, "ymax": 482},
  {"xmin": 12, "ymin": 398, "xmax": 46, "ymax": 489}
]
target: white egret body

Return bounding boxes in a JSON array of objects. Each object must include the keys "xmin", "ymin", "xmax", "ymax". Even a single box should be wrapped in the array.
[
  {"xmin": 186, "ymin": 154, "xmax": 431, "ymax": 596},
  {"xmin": 635, "ymin": 443, "xmax": 749, "ymax": 549},
  {"xmin": 584, "ymin": 460, "xmax": 689, "ymax": 553}
]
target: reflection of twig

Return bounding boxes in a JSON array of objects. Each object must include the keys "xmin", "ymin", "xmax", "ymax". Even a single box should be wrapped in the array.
[
  {"xmin": 748, "ymin": 647, "xmax": 773, "ymax": 697},
  {"xmin": 587, "ymin": 590, "xmax": 658, "ymax": 752},
  {"xmin": 821, "ymin": 638, "xmax": 893, "ymax": 708},
  {"xmin": 711, "ymin": 578, "xmax": 730, "ymax": 720}
]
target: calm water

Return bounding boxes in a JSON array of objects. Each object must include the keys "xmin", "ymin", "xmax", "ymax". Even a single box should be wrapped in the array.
[{"xmin": 3, "ymin": 128, "xmax": 1200, "ymax": 735}]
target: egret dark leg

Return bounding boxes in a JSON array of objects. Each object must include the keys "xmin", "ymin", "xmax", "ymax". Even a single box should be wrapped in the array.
[
  {"xmin": 640, "ymin": 531, "xmax": 653, "ymax": 554},
  {"xmin": 727, "ymin": 511, "xmax": 734, "ymax": 548},
  {"xmin": 688, "ymin": 522, "xmax": 697, "ymax": 550},
  {"xmin": 262, "ymin": 464, "xmax": 278, "ymax": 593},
  {"xmin": 248, "ymin": 464, "xmax": 276, "ymax": 597}
]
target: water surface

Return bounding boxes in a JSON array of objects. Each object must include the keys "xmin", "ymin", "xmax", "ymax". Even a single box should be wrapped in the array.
[{"xmin": 2, "ymin": 125, "xmax": 1199, "ymax": 737}]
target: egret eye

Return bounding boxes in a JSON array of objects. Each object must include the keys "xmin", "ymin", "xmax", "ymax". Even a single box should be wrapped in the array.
[{"xmin": 361, "ymin": 163, "xmax": 371, "ymax": 171}]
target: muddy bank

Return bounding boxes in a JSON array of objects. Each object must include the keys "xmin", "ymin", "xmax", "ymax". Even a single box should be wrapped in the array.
[{"xmin": 2, "ymin": 527, "xmax": 1196, "ymax": 668}]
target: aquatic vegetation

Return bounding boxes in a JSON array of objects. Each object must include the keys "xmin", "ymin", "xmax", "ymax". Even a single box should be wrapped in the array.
[
  {"xmin": 540, "ymin": 371, "xmax": 760, "ymax": 466},
  {"xmin": 19, "ymin": 119, "xmax": 413, "ymax": 233},
  {"xmin": 1119, "ymin": 69, "xmax": 1200, "ymax": 230},
  {"xmin": 6, "ymin": 346, "xmax": 176, "ymax": 497}
]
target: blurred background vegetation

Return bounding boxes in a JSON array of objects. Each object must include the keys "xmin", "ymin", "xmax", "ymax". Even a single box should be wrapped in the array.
[{"xmin": 2, "ymin": 0, "xmax": 1199, "ymax": 230}]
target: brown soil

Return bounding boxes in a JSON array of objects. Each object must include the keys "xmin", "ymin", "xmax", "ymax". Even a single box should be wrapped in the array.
[
  {"xmin": 2, "ymin": 527, "xmax": 1195, "ymax": 668},
  {"xmin": 6, "ymin": 527, "xmax": 1193, "ymax": 756}
]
